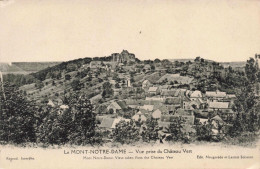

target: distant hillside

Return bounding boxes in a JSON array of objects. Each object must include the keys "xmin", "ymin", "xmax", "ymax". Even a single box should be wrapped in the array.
[
  {"xmin": 169, "ymin": 59, "xmax": 194, "ymax": 63},
  {"xmin": 220, "ymin": 61, "xmax": 246, "ymax": 68},
  {"xmin": 169, "ymin": 58, "xmax": 215, "ymax": 63},
  {"xmin": 0, "ymin": 62, "xmax": 61, "ymax": 74},
  {"xmin": 170, "ymin": 59, "xmax": 246, "ymax": 68}
]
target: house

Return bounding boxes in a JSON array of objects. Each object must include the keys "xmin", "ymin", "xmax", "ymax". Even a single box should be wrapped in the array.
[
  {"xmin": 140, "ymin": 105, "xmax": 154, "ymax": 112},
  {"xmin": 99, "ymin": 117, "xmax": 131, "ymax": 130},
  {"xmin": 137, "ymin": 109, "xmax": 149, "ymax": 114},
  {"xmin": 148, "ymin": 87, "xmax": 160, "ymax": 95},
  {"xmin": 211, "ymin": 115, "xmax": 225, "ymax": 135},
  {"xmin": 60, "ymin": 105, "xmax": 69, "ymax": 109},
  {"xmin": 208, "ymin": 101, "xmax": 230, "ymax": 111},
  {"xmin": 125, "ymin": 99, "xmax": 143, "ymax": 109},
  {"xmin": 47, "ymin": 100, "xmax": 55, "ymax": 107},
  {"xmin": 165, "ymin": 97, "xmax": 182, "ymax": 104},
  {"xmin": 186, "ymin": 100, "xmax": 201, "ymax": 110},
  {"xmin": 145, "ymin": 97, "xmax": 164, "ymax": 102},
  {"xmin": 126, "ymin": 78, "xmax": 131, "ymax": 87},
  {"xmin": 187, "ymin": 90, "xmax": 203, "ymax": 101},
  {"xmin": 160, "ymin": 85, "xmax": 172, "ymax": 90},
  {"xmin": 117, "ymin": 100, "xmax": 128, "ymax": 110},
  {"xmin": 158, "ymin": 114, "xmax": 195, "ymax": 133},
  {"xmin": 99, "ymin": 118, "xmax": 115, "ymax": 129},
  {"xmin": 211, "ymin": 115, "xmax": 225, "ymax": 125},
  {"xmin": 206, "ymin": 90, "xmax": 227, "ymax": 101},
  {"xmin": 142, "ymin": 80, "xmax": 152, "ymax": 89},
  {"xmin": 90, "ymin": 94, "xmax": 102, "ymax": 104},
  {"xmin": 197, "ymin": 118, "xmax": 208, "ymax": 125},
  {"xmin": 160, "ymin": 89, "xmax": 181, "ymax": 98},
  {"xmin": 159, "ymin": 109, "xmax": 195, "ymax": 125},
  {"xmin": 90, "ymin": 61, "xmax": 102, "ymax": 69},
  {"xmin": 107, "ymin": 101, "xmax": 124, "ymax": 113},
  {"xmin": 226, "ymin": 94, "xmax": 236, "ymax": 99},
  {"xmin": 193, "ymin": 109, "xmax": 209, "ymax": 118},
  {"xmin": 158, "ymin": 105, "xmax": 176, "ymax": 114},
  {"xmin": 152, "ymin": 109, "xmax": 162, "ymax": 119},
  {"xmin": 56, "ymin": 98, "xmax": 64, "ymax": 105},
  {"xmin": 132, "ymin": 111, "xmax": 147, "ymax": 122},
  {"xmin": 143, "ymin": 64, "xmax": 151, "ymax": 72}
]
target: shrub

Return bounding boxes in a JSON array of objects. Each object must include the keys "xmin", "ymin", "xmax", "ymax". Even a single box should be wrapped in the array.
[{"xmin": 112, "ymin": 120, "xmax": 139, "ymax": 144}]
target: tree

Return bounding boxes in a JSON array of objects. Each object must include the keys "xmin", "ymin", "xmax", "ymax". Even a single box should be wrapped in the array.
[
  {"xmin": 71, "ymin": 79, "xmax": 81, "ymax": 91},
  {"xmin": 36, "ymin": 107, "xmax": 72, "ymax": 145},
  {"xmin": 108, "ymin": 108, "xmax": 114, "ymax": 114},
  {"xmin": 166, "ymin": 117, "xmax": 187, "ymax": 141},
  {"xmin": 195, "ymin": 56, "xmax": 201, "ymax": 62},
  {"xmin": 0, "ymin": 82, "xmax": 36, "ymax": 143},
  {"xmin": 245, "ymin": 58, "xmax": 258, "ymax": 84},
  {"xmin": 112, "ymin": 120, "xmax": 139, "ymax": 144},
  {"xmin": 65, "ymin": 74, "xmax": 71, "ymax": 81},
  {"xmin": 229, "ymin": 57, "xmax": 260, "ymax": 136},
  {"xmin": 161, "ymin": 59, "xmax": 172, "ymax": 68},
  {"xmin": 195, "ymin": 120, "xmax": 214, "ymax": 141},
  {"xmin": 151, "ymin": 65, "xmax": 155, "ymax": 72},
  {"xmin": 115, "ymin": 83, "xmax": 120, "ymax": 88},
  {"xmin": 102, "ymin": 82, "xmax": 114, "ymax": 98},
  {"xmin": 154, "ymin": 58, "xmax": 161, "ymax": 63},
  {"xmin": 141, "ymin": 118, "xmax": 159, "ymax": 142},
  {"xmin": 35, "ymin": 80, "xmax": 44, "ymax": 89},
  {"xmin": 67, "ymin": 94, "xmax": 97, "ymax": 145}
]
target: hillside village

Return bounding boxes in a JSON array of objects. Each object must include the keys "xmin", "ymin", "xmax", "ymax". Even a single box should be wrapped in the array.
[{"xmin": 10, "ymin": 50, "xmax": 259, "ymax": 144}]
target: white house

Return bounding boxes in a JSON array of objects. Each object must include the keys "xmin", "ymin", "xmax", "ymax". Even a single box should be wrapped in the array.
[
  {"xmin": 107, "ymin": 101, "xmax": 121, "ymax": 113},
  {"xmin": 142, "ymin": 80, "xmax": 151, "ymax": 89},
  {"xmin": 148, "ymin": 87, "xmax": 159, "ymax": 95},
  {"xmin": 208, "ymin": 101, "xmax": 230, "ymax": 111},
  {"xmin": 189, "ymin": 90, "xmax": 203, "ymax": 101},
  {"xmin": 152, "ymin": 109, "xmax": 162, "ymax": 119},
  {"xmin": 132, "ymin": 111, "xmax": 147, "ymax": 122},
  {"xmin": 206, "ymin": 90, "xmax": 227, "ymax": 101}
]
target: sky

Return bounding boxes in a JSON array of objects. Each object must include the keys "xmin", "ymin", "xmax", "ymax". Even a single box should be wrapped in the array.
[{"xmin": 0, "ymin": 0, "xmax": 260, "ymax": 63}]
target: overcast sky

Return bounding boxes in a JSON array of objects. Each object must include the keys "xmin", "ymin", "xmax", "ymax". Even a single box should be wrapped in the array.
[{"xmin": 0, "ymin": 0, "xmax": 260, "ymax": 62}]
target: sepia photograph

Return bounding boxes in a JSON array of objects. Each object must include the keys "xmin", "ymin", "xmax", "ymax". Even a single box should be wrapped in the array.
[{"xmin": 0, "ymin": 0, "xmax": 260, "ymax": 168}]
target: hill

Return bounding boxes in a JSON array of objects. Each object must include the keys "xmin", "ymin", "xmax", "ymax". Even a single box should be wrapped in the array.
[
  {"xmin": 4, "ymin": 50, "xmax": 250, "ymax": 105},
  {"xmin": 220, "ymin": 61, "xmax": 246, "ymax": 68},
  {"xmin": 0, "ymin": 62, "xmax": 61, "ymax": 74}
]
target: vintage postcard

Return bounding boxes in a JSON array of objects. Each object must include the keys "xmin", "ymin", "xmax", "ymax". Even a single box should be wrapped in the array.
[{"xmin": 0, "ymin": 0, "xmax": 260, "ymax": 169}]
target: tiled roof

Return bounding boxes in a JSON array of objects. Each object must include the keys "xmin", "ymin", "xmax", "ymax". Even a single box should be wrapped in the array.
[
  {"xmin": 142, "ymin": 80, "xmax": 150, "ymax": 85},
  {"xmin": 165, "ymin": 97, "xmax": 182, "ymax": 105},
  {"xmin": 99, "ymin": 118, "xmax": 115, "ymax": 128},
  {"xmin": 137, "ymin": 109, "xmax": 149, "ymax": 114},
  {"xmin": 108, "ymin": 101, "xmax": 122, "ymax": 110},
  {"xmin": 111, "ymin": 118, "xmax": 131, "ymax": 128},
  {"xmin": 209, "ymin": 102, "xmax": 229, "ymax": 109},
  {"xmin": 132, "ymin": 114, "xmax": 147, "ymax": 122},
  {"xmin": 152, "ymin": 109, "xmax": 162, "ymax": 119},
  {"xmin": 160, "ymin": 114, "xmax": 194, "ymax": 125},
  {"xmin": 190, "ymin": 90, "xmax": 202, "ymax": 98},
  {"xmin": 99, "ymin": 118, "xmax": 131, "ymax": 128},
  {"xmin": 161, "ymin": 89, "xmax": 181, "ymax": 97},
  {"xmin": 148, "ymin": 87, "xmax": 159, "ymax": 92},
  {"xmin": 117, "ymin": 100, "xmax": 127, "ymax": 109},
  {"xmin": 206, "ymin": 91, "xmax": 227, "ymax": 98},
  {"xmin": 211, "ymin": 115, "xmax": 225, "ymax": 124},
  {"xmin": 140, "ymin": 105, "xmax": 154, "ymax": 111}
]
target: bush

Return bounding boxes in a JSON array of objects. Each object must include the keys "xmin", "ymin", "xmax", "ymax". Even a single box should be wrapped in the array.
[
  {"xmin": 0, "ymin": 83, "xmax": 36, "ymax": 144},
  {"xmin": 112, "ymin": 120, "xmax": 139, "ymax": 144},
  {"xmin": 141, "ymin": 118, "xmax": 159, "ymax": 142},
  {"xmin": 165, "ymin": 117, "xmax": 188, "ymax": 142}
]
